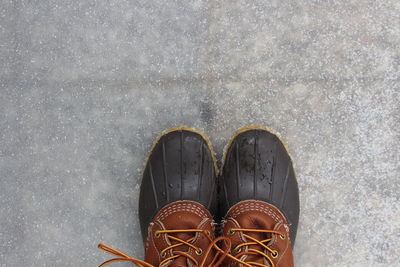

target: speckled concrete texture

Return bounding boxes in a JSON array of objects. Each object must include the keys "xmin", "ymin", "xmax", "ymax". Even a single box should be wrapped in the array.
[{"xmin": 1, "ymin": 0, "xmax": 399, "ymax": 266}]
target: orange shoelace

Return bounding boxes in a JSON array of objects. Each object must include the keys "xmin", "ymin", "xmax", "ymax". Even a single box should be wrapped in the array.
[
  {"xmin": 225, "ymin": 228, "xmax": 286, "ymax": 267},
  {"xmin": 98, "ymin": 229, "xmax": 232, "ymax": 267}
]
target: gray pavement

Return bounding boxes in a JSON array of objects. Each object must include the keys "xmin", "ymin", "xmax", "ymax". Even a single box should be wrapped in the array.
[{"xmin": 1, "ymin": 0, "xmax": 399, "ymax": 266}]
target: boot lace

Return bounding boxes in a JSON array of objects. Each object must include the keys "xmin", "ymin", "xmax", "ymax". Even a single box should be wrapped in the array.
[
  {"xmin": 225, "ymin": 228, "xmax": 286, "ymax": 267},
  {"xmin": 98, "ymin": 229, "xmax": 232, "ymax": 267}
]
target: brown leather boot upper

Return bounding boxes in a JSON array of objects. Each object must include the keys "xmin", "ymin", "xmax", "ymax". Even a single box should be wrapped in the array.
[
  {"xmin": 222, "ymin": 200, "xmax": 294, "ymax": 267},
  {"xmin": 144, "ymin": 200, "xmax": 223, "ymax": 267}
]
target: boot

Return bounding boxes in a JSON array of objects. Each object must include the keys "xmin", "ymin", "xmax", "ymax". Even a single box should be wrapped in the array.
[
  {"xmin": 98, "ymin": 127, "xmax": 227, "ymax": 266},
  {"xmin": 219, "ymin": 127, "xmax": 299, "ymax": 267}
]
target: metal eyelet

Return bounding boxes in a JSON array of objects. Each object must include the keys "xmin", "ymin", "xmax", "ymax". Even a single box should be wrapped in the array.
[
  {"xmin": 155, "ymin": 231, "xmax": 161, "ymax": 238},
  {"xmin": 279, "ymin": 234, "xmax": 286, "ymax": 240},
  {"xmin": 227, "ymin": 229, "xmax": 235, "ymax": 235},
  {"xmin": 196, "ymin": 248, "xmax": 203, "ymax": 255},
  {"xmin": 234, "ymin": 247, "xmax": 241, "ymax": 254},
  {"xmin": 160, "ymin": 251, "xmax": 167, "ymax": 258},
  {"xmin": 271, "ymin": 250, "xmax": 279, "ymax": 258}
]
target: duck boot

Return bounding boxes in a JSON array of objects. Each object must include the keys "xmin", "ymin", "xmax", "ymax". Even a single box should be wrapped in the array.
[
  {"xmin": 98, "ymin": 127, "xmax": 224, "ymax": 267},
  {"xmin": 219, "ymin": 127, "xmax": 299, "ymax": 267}
]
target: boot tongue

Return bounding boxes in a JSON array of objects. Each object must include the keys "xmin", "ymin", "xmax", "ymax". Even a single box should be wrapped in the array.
[
  {"xmin": 161, "ymin": 211, "xmax": 204, "ymax": 267},
  {"xmin": 235, "ymin": 211, "xmax": 276, "ymax": 266}
]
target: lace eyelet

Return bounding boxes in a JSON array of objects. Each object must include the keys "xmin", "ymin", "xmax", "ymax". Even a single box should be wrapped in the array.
[
  {"xmin": 271, "ymin": 250, "xmax": 279, "ymax": 258},
  {"xmin": 227, "ymin": 229, "xmax": 235, "ymax": 235},
  {"xmin": 234, "ymin": 247, "xmax": 241, "ymax": 254},
  {"xmin": 160, "ymin": 251, "xmax": 167, "ymax": 258},
  {"xmin": 204, "ymin": 230, "xmax": 211, "ymax": 236},
  {"xmin": 279, "ymin": 234, "xmax": 286, "ymax": 240},
  {"xmin": 155, "ymin": 231, "xmax": 161, "ymax": 238},
  {"xmin": 195, "ymin": 248, "xmax": 203, "ymax": 255}
]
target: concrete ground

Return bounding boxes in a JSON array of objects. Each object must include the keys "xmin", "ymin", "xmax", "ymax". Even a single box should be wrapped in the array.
[{"xmin": 1, "ymin": 0, "xmax": 399, "ymax": 266}]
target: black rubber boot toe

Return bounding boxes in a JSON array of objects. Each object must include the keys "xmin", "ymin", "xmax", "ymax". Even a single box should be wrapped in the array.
[
  {"xmin": 139, "ymin": 127, "xmax": 218, "ymax": 241},
  {"xmin": 219, "ymin": 126, "xmax": 300, "ymax": 244}
]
